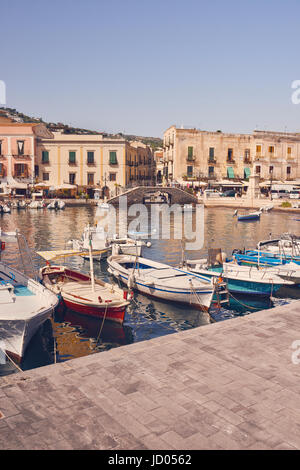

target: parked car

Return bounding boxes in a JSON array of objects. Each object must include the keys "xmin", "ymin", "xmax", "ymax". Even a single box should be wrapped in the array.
[
  {"xmin": 220, "ymin": 190, "xmax": 236, "ymax": 197},
  {"xmin": 204, "ymin": 189, "xmax": 222, "ymax": 198}
]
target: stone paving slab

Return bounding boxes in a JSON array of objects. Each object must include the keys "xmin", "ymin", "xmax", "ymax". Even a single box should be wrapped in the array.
[{"xmin": 1, "ymin": 300, "xmax": 300, "ymax": 450}]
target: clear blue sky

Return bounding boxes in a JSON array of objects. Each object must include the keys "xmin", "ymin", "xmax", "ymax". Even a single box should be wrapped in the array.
[{"xmin": 1, "ymin": 0, "xmax": 300, "ymax": 137}]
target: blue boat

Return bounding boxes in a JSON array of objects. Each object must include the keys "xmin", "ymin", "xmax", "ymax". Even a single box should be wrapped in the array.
[
  {"xmin": 233, "ymin": 249, "xmax": 300, "ymax": 267},
  {"xmin": 236, "ymin": 211, "xmax": 261, "ymax": 222},
  {"xmin": 186, "ymin": 261, "xmax": 292, "ymax": 297}
]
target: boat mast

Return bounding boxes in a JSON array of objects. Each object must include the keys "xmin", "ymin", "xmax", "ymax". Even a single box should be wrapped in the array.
[{"xmin": 88, "ymin": 225, "xmax": 95, "ymax": 292}]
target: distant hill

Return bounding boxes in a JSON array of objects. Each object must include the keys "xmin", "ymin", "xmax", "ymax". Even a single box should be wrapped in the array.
[{"xmin": 0, "ymin": 107, "xmax": 163, "ymax": 149}]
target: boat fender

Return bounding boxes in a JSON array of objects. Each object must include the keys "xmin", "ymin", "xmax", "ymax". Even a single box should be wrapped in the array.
[
  {"xmin": 217, "ymin": 276, "xmax": 223, "ymax": 284},
  {"xmin": 127, "ymin": 273, "xmax": 135, "ymax": 289},
  {"xmin": 123, "ymin": 290, "xmax": 128, "ymax": 300},
  {"xmin": 98, "ymin": 296, "xmax": 102, "ymax": 303},
  {"xmin": 0, "ymin": 241, "xmax": 5, "ymax": 251}
]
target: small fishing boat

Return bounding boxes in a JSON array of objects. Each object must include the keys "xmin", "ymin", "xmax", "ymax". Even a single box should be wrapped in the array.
[
  {"xmin": 67, "ymin": 223, "xmax": 111, "ymax": 261},
  {"xmin": 110, "ymin": 235, "xmax": 148, "ymax": 257},
  {"xmin": 0, "ymin": 229, "xmax": 59, "ymax": 361},
  {"xmin": 97, "ymin": 201, "xmax": 110, "ymax": 210},
  {"xmin": 107, "ymin": 255, "xmax": 215, "ymax": 310},
  {"xmin": 235, "ymin": 210, "xmax": 262, "ymax": 221},
  {"xmin": 40, "ymin": 265, "xmax": 130, "ymax": 323},
  {"xmin": 39, "ymin": 232, "xmax": 130, "ymax": 323},
  {"xmin": 185, "ymin": 259, "xmax": 294, "ymax": 297},
  {"xmin": 12, "ymin": 200, "xmax": 27, "ymax": 209},
  {"xmin": 47, "ymin": 199, "xmax": 65, "ymax": 210}
]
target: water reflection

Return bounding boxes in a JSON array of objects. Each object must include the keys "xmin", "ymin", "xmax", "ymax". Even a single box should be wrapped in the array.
[{"xmin": 0, "ymin": 205, "xmax": 299, "ymax": 375}]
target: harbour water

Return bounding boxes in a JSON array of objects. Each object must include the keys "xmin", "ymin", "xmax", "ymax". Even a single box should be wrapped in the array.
[{"xmin": 0, "ymin": 205, "xmax": 299, "ymax": 376}]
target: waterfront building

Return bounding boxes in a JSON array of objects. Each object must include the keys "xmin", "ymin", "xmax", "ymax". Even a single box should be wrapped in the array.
[
  {"xmin": 0, "ymin": 112, "xmax": 53, "ymax": 196},
  {"xmin": 154, "ymin": 149, "xmax": 164, "ymax": 184},
  {"xmin": 36, "ymin": 132, "xmax": 155, "ymax": 198},
  {"xmin": 163, "ymin": 126, "xmax": 300, "ymax": 185},
  {"xmin": 0, "ymin": 110, "xmax": 155, "ymax": 198}
]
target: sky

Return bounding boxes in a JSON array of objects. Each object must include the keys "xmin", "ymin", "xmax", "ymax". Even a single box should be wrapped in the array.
[{"xmin": 1, "ymin": 0, "xmax": 300, "ymax": 137}]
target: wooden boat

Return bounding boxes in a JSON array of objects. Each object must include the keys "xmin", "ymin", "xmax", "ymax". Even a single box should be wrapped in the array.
[
  {"xmin": 0, "ymin": 230, "xmax": 59, "ymax": 361},
  {"xmin": 40, "ymin": 265, "xmax": 130, "ymax": 323},
  {"xmin": 107, "ymin": 255, "xmax": 215, "ymax": 311},
  {"xmin": 185, "ymin": 259, "xmax": 294, "ymax": 297}
]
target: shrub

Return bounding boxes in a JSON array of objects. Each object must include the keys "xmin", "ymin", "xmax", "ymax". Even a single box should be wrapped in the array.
[{"xmin": 281, "ymin": 201, "xmax": 292, "ymax": 208}]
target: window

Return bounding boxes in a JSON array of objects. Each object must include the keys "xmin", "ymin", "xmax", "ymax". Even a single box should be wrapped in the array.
[
  {"xmin": 187, "ymin": 147, "xmax": 194, "ymax": 160},
  {"xmin": 227, "ymin": 148, "xmax": 233, "ymax": 161},
  {"xmin": 87, "ymin": 173, "xmax": 94, "ymax": 185},
  {"xmin": 43, "ymin": 172, "xmax": 49, "ymax": 181},
  {"xmin": 209, "ymin": 148, "xmax": 215, "ymax": 161},
  {"xmin": 109, "ymin": 151, "xmax": 118, "ymax": 165},
  {"xmin": 17, "ymin": 140, "xmax": 24, "ymax": 155},
  {"xmin": 287, "ymin": 166, "xmax": 291, "ymax": 175},
  {"xmin": 0, "ymin": 163, "xmax": 3, "ymax": 174},
  {"xmin": 255, "ymin": 166, "xmax": 261, "ymax": 174},
  {"xmin": 269, "ymin": 166, "xmax": 274, "ymax": 174},
  {"xmin": 244, "ymin": 149, "xmax": 250, "ymax": 161},
  {"xmin": 14, "ymin": 163, "xmax": 28, "ymax": 177},
  {"xmin": 109, "ymin": 172, "xmax": 116, "ymax": 182},
  {"xmin": 208, "ymin": 166, "xmax": 214, "ymax": 175},
  {"xmin": 42, "ymin": 150, "xmax": 49, "ymax": 163},
  {"xmin": 269, "ymin": 146, "xmax": 274, "ymax": 154},
  {"xmin": 187, "ymin": 166, "xmax": 193, "ymax": 177},
  {"xmin": 34, "ymin": 165, "xmax": 39, "ymax": 177},
  {"xmin": 69, "ymin": 151, "xmax": 76, "ymax": 164},
  {"xmin": 0, "ymin": 141, "xmax": 2, "ymax": 155},
  {"xmin": 287, "ymin": 147, "xmax": 292, "ymax": 156},
  {"xmin": 87, "ymin": 151, "xmax": 94, "ymax": 164},
  {"xmin": 256, "ymin": 145, "xmax": 262, "ymax": 154},
  {"xmin": 69, "ymin": 173, "xmax": 76, "ymax": 184}
]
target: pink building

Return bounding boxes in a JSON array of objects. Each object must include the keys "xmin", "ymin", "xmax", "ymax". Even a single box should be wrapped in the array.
[{"xmin": 0, "ymin": 111, "xmax": 53, "ymax": 195}]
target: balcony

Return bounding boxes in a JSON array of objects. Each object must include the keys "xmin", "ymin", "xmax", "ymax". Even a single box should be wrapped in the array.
[
  {"xmin": 186, "ymin": 155, "xmax": 196, "ymax": 162},
  {"xmin": 244, "ymin": 158, "xmax": 252, "ymax": 164},
  {"xmin": 208, "ymin": 158, "xmax": 217, "ymax": 164},
  {"xmin": 226, "ymin": 159, "xmax": 236, "ymax": 164},
  {"xmin": 12, "ymin": 154, "xmax": 32, "ymax": 160}
]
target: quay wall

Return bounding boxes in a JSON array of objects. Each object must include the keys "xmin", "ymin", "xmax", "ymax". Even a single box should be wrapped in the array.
[{"xmin": 1, "ymin": 300, "xmax": 300, "ymax": 449}]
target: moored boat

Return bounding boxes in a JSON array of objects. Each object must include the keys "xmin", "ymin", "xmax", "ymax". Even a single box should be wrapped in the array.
[
  {"xmin": 0, "ymin": 230, "xmax": 59, "ymax": 361},
  {"xmin": 40, "ymin": 265, "xmax": 130, "ymax": 323},
  {"xmin": 107, "ymin": 255, "xmax": 215, "ymax": 311},
  {"xmin": 185, "ymin": 259, "xmax": 294, "ymax": 297}
]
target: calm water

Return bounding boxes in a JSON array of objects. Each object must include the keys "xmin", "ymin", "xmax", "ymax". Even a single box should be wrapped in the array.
[{"xmin": 0, "ymin": 204, "xmax": 299, "ymax": 376}]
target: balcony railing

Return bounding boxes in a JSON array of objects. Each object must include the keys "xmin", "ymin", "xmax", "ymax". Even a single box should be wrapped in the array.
[
  {"xmin": 208, "ymin": 158, "xmax": 217, "ymax": 164},
  {"xmin": 226, "ymin": 159, "xmax": 236, "ymax": 164},
  {"xmin": 12, "ymin": 154, "xmax": 32, "ymax": 159},
  {"xmin": 244, "ymin": 158, "xmax": 252, "ymax": 164},
  {"xmin": 186, "ymin": 155, "xmax": 195, "ymax": 162}
]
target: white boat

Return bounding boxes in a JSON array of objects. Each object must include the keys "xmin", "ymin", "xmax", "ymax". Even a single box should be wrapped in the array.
[
  {"xmin": 185, "ymin": 258, "xmax": 294, "ymax": 297},
  {"xmin": 67, "ymin": 223, "xmax": 111, "ymax": 261},
  {"xmin": 97, "ymin": 202, "xmax": 110, "ymax": 210},
  {"xmin": 110, "ymin": 235, "xmax": 147, "ymax": 257},
  {"xmin": 28, "ymin": 200, "xmax": 45, "ymax": 209},
  {"xmin": 0, "ymin": 229, "xmax": 59, "ymax": 361},
  {"xmin": 47, "ymin": 199, "xmax": 65, "ymax": 210},
  {"xmin": 1, "ymin": 204, "xmax": 11, "ymax": 213},
  {"xmin": 260, "ymin": 204, "xmax": 274, "ymax": 212},
  {"xmin": 12, "ymin": 200, "xmax": 27, "ymax": 209},
  {"xmin": 107, "ymin": 255, "xmax": 215, "ymax": 310}
]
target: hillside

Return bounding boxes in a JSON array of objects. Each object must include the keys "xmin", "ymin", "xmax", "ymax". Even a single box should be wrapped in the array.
[{"xmin": 0, "ymin": 107, "xmax": 163, "ymax": 149}]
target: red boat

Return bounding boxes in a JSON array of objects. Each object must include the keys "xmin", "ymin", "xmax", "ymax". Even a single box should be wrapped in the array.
[{"xmin": 40, "ymin": 265, "xmax": 130, "ymax": 324}]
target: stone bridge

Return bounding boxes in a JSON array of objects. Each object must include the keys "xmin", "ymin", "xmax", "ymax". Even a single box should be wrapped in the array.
[{"xmin": 108, "ymin": 186, "xmax": 198, "ymax": 206}]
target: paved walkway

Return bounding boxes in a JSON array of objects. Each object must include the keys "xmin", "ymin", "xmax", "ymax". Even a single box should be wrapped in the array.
[{"xmin": 1, "ymin": 300, "xmax": 300, "ymax": 450}]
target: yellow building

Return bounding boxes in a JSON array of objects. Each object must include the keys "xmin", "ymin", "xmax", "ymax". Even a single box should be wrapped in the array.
[
  {"xmin": 36, "ymin": 131, "xmax": 155, "ymax": 198},
  {"xmin": 163, "ymin": 126, "xmax": 300, "ymax": 184}
]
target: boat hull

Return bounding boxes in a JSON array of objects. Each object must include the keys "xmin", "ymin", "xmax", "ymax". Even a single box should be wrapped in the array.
[{"xmin": 62, "ymin": 298, "xmax": 126, "ymax": 323}]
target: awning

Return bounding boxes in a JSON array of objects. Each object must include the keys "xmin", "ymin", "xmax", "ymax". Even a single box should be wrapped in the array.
[
  {"xmin": 244, "ymin": 167, "xmax": 251, "ymax": 179},
  {"xmin": 52, "ymin": 184, "xmax": 77, "ymax": 190},
  {"xmin": 227, "ymin": 167, "xmax": 234, "ymax": 179}
]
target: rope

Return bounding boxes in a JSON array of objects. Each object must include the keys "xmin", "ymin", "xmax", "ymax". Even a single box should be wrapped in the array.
[
  {"xmin": 2, "ymin": 349, "xmax": 24, "ymax": 373},
  {"xmin": 94, "ymin": 302, "xmax": 109, "ymax": 346},
  {"xmin": 189, "ymin": 279, "xmax": 208, "ymax": 313},
  {"xmin": 227, "ymin": 290, "xmax": 260, "ymax": 310}
]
